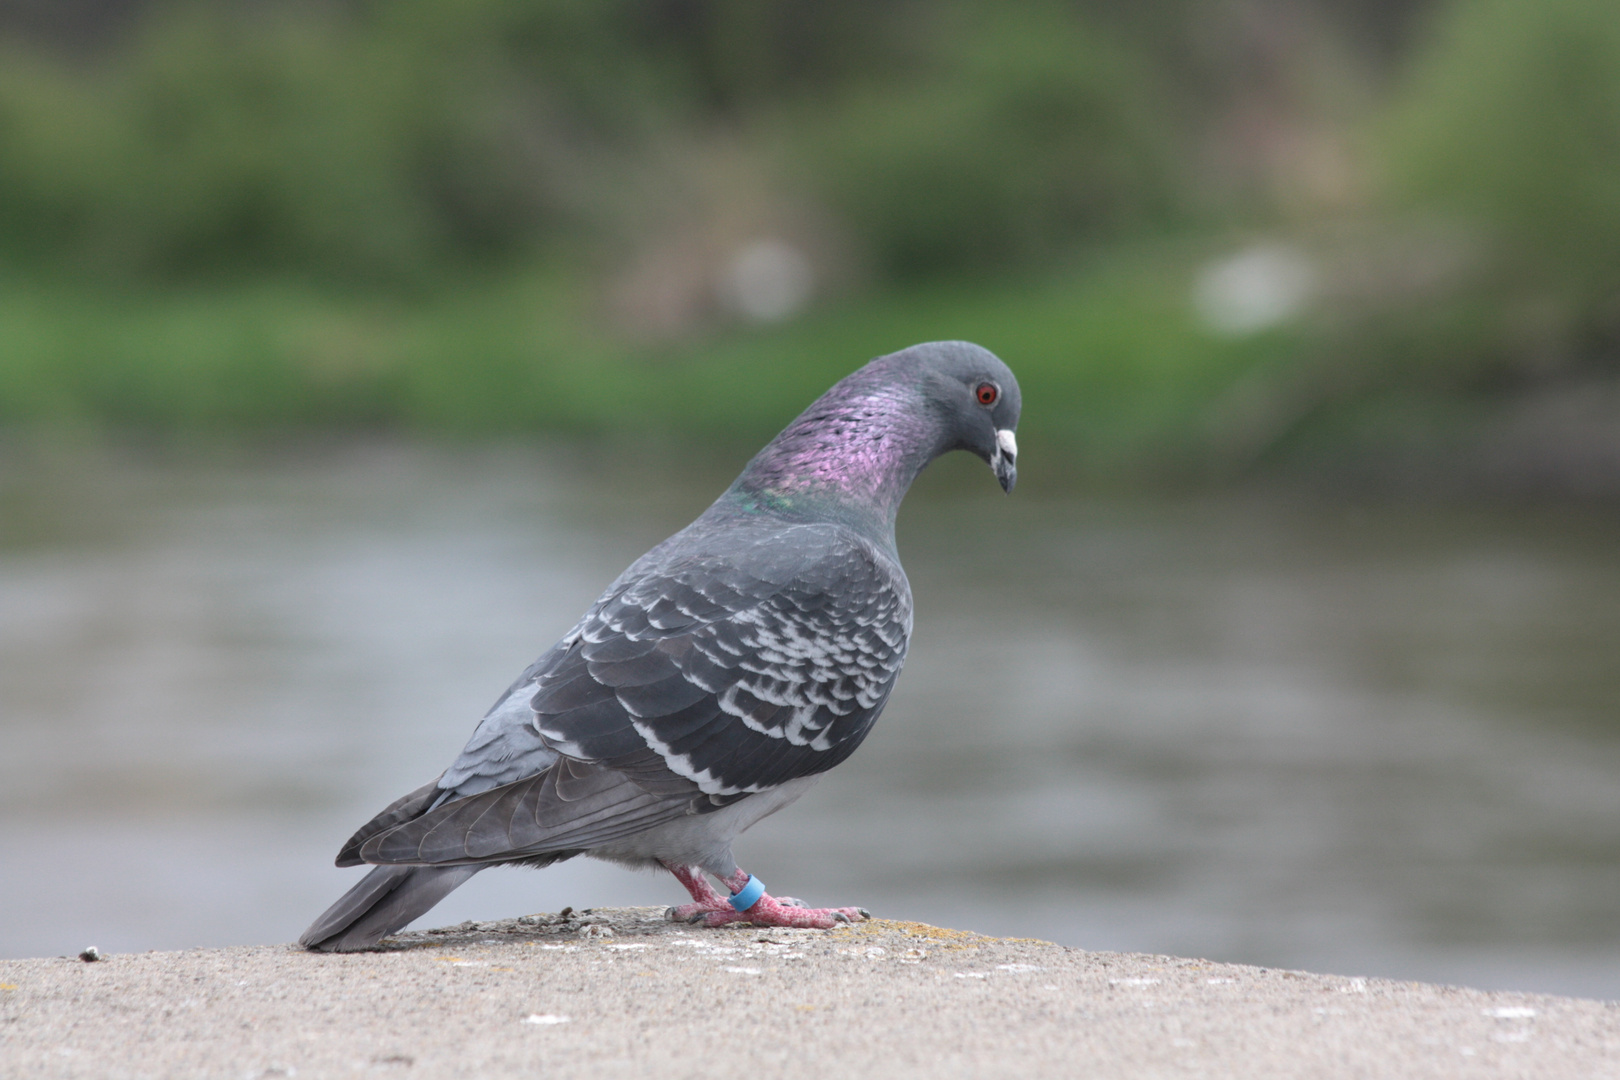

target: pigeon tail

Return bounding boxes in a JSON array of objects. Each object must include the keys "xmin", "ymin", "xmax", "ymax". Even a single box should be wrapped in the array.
[{"xmin": 299, "ymin": 864, "xmax": 480, "ymax": 952}]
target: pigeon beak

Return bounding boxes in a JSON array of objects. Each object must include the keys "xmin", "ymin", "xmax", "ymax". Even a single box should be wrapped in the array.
[{"xmin": 993, "ymin": 429, "xmax": 1017, "ymax": 493}]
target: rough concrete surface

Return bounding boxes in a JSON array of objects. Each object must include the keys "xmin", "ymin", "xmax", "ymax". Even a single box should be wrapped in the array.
[{"xmin": 3, "ymin": 907, "xmax": 1618, "ymax": 1079}]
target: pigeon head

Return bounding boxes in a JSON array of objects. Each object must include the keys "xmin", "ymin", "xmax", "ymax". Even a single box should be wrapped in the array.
[
  {"xmin": 905, "ymin": 340, "xmax": 1021, "ymax": 494},
  {"xmin": 728, "ymin": 341, "xmax": 1021, "ymax": 536}
]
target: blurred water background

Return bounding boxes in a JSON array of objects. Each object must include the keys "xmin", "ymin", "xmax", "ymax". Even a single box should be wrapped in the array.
[
  {"xmin": 4, "ymin": 444, "xmax": 1620, "ymax": 999},
  {"xmin": 3, "ymin": 0, "xmax": 1620, "ymax": 997}
]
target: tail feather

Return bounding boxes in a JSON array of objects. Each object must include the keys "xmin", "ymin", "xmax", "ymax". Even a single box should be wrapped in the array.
[
  {"xmin": 303, "ymin": 759, "xmax": 698, "ymax": 952},
  {"xmin": 335, "ymin": 779, "xmax": 443, "ymax": 868},
  {"xmin": 299, "ymin": 864, "xmax": 480, "ymax": 952}
]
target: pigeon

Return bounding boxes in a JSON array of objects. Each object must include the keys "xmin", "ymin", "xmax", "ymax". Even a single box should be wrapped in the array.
[{"xmin": 300, "ymin": 340, "xmax": 1021, "ymax": 951}]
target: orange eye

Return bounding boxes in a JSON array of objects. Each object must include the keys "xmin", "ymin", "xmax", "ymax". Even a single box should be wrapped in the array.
[{"xmin": 976, "ymin": 383, "xmax": 999, "ymax": 406}]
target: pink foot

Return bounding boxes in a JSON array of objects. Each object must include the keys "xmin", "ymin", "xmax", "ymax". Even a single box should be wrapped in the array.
[
  {"xmin": 662, "ymin": 864, "xmax": 729, "ymax": 923},
  {"xmin": 662, "ymin": 864, "xmax": 869, "ymax": 930}
]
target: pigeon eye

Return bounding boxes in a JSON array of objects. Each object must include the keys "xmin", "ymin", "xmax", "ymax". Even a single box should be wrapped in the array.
[{"xmin": 975, "ymin": 383, "xmax": 999, "ymax": 407}]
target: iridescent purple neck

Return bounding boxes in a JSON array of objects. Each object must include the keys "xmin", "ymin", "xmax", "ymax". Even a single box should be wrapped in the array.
[{"xmin": 723, "ymin": 379, "xmax": 942, "ymax": 539}]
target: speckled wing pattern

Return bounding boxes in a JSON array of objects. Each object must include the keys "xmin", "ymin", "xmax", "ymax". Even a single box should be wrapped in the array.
[
  {"xmin": 339, "ymin": 519, "xmax": 911, "ymax": 867},
  {"xmin": 535, "ymin": 520, "xmax": 912, "ymax": 798}
]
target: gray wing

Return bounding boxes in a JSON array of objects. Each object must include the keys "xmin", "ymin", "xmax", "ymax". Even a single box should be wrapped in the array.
[
  {"xmin": 536, "ymin": 522, "xmax": 911, "ymax": 796},
  {"xmin": 341, "ymin": 519, "xmax": 910, "ymax": 867}
]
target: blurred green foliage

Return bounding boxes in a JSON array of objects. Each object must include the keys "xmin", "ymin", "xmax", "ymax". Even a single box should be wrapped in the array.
[
  {"xmin": 0, "ymin": 0, "xmax": 1617, "ymax": 484},
  {"xmin": 1383, "ymin": 0, "xmax": 1620, "ymax": 372},
  {"xmin": 0, "ymin": 0, "xmax": 1181, "ymax": 286},
  {"xmin": 0, "ymin": 2, "xmax": 628, "ymax": 283},
  {"xmin": 804, "ymin": 4, "xmax": 1180, "ymax": 276},
  {"xmin": 0, "ymin": 243, "xmax": 1297, "ymax": 480}
]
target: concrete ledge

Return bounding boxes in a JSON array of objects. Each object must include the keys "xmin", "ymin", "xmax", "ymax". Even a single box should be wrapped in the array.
[{"xmin": 4, "ymin": 907, "xmax": 1617, "ymax": 1078}]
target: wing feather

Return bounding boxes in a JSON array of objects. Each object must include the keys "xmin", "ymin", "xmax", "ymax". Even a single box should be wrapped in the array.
[
  {"xmin": 530, "ymin": 521, "xmax": 911, "ymax": 797},
  {"xmin": 360, "ymin": 762, "xmax": 696, "ymax": 865},
  {"xmin": 349, "ymin": 518, "xmax": 911, "ymax": 869}
]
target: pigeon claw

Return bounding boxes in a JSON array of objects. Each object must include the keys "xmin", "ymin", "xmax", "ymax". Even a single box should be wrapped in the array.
[
  {"xmin": 693, "ymin": 896, "xmax": 870, "ymax": 930},
  {"xmin": 666, "ymin": 901, "xmax": 717, "ymax": 924}
]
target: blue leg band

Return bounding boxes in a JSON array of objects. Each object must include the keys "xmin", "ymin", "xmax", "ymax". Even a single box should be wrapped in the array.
[{"xmin": 728, "ymin": 875, "xmax": 766, "ymax": 912}]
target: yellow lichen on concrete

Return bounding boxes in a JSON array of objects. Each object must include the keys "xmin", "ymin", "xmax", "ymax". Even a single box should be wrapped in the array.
[{"xmin": 859, "ymin": 919, "xmax": 992, "ymax": 950}]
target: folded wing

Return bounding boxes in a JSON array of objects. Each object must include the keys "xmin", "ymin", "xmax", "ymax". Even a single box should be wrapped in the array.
[{"xmin": 344, "ymin": 520, "xmax": 911, "ymax": 867}]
